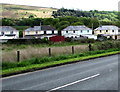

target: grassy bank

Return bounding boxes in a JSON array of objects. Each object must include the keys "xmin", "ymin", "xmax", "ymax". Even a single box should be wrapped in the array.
[
  {"xmin": 1, "ymin": 48, "xmax": 120, "ymax": 76},
  {"xmin": 2, "ymin": 41, "xmax": 88, "ymax": 51},
  {"xmin": 2, "ymin": 40, "xmax": 120, "ymax": 62}
]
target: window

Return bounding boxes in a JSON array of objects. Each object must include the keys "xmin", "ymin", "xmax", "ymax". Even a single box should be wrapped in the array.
[
  {"xmin": 44, "ymin": 31, "xmax": 46, "ymax": 34},
  {"xmin": 10, "ymin": 31, "xmax": 13, "ymax": 34},
  {"xmin": 52, "ymin": 30, "xmax": 54, "ymax": 34},
  {"xmin": 106, "ymin": 30, "xmax": 108, "ymax": 32},
  {"xmin": 1, "ymin": 32, "xmax": 4, "ymax": 35},
  {"xmin": 27, "ymin": 31, "xmax": 29, "ymax": 34},
  {"xmin": 118, "ymin": 30, "xmax": 120, "ymax": 32},
  {"xmin": 73, "ymin": 30, "xmax": 75, "ymax": 33},
  {"xmin": 81, "ymin": 30, "xmax": 83, "ymax": 33},
  {"xmin": 87, "ymin": 30, "xmax": 89, "ymax": 33},
  {"xmin": 112, "ymin": 30, "xmax": 114, "ymax": 32},
  {"xmin": 66, "ymin": 31, "xmax": 68, "ymax": 33},
  {"xmin": 100, "ymin": 30, "xmax": 102, "ymax": 33},
  {"xmin": 36, "ymin": 31, "xmax": 38, "ymax": 34}
]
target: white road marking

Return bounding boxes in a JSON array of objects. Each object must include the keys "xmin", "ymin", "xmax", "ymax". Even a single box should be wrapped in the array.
[{"xmin": 46, "ymin": 73, "xmax": 100, "ymax": 92}]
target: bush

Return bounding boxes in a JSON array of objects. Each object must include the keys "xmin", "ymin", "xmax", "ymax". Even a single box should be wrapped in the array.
[
  {"xmin": 2, "ymin": 62, "xmax": 17, "ymax": 69},
  {"xmin": 31, "ymin": 58, "xmax": 40, "ymax": 64},
  {"xmin": 52, "ymin": 55, "xmax": 69, "ymax": 61},
  {"xmin": 95, "ymin": 41, "xmax": 120, "ymax": 50},
  {"xmin": 39, "ymin": 57, "xmax": 51, "ymax": 63},
  {"xmin": 65, "ymin": 37, "xmax": 72, "ymax": 42},
  {"xmin": 17, "ymin": 61, "xmax": 31, "ymax": 67},
  {"xmin": 79, "ymin": 39, "xmax": 96, "ymax": 43},
  {"xmin": 7, "ymin": 39, "xmax": 49, "ymax": 44}
]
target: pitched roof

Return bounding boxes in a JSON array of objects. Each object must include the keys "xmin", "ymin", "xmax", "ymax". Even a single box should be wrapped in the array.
[
  {"xmin": 0, "ymin": 26, "xmax": 18, "ymax": 31},
  {"xmin": 95, "ymin": 25, "xmax": 119, "ymax": 30},
  {"xmin": 62, "ymin": 26, "xmax": 92, "ymax": 31},
  {"xmin": 24, "ymin": 26, "xmax": 56, "ymax": 31}
]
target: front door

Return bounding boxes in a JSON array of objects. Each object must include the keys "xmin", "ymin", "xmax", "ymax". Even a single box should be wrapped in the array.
[{"xmin": 115, "ymin": 35, "xmax": 117, "ymax": 40}]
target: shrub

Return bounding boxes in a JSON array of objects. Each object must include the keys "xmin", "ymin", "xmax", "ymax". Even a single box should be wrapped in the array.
[
  {"xmin": 52, "ymin": 55, "xmax": 69, "ymax": 61},
  {"xmin": 95, "ymin": 41, "xmax": 120, "ymax": 50},
  {"xmin": 7, "ymin": 39, "xmax": 49, "ymax": 44},
  {"xmin": 79, "ymin": 39, "xmax": 96, "ymax": 43},
  {"xmin": 39, "ymin": 57, "xmax": 51, "ymax": 63},
  {"xmin": 65, "ymin": 37, "xmax": 72, "ymax": 42},
  {"xmin": 2, "ymin": 62, "xmax": 17, "ymax": 69},
  {"xmin": 31, "ymin": 58, "xmax": 40, "ymax": 64},
  {"xmin": 17, "ymin": 61, "xmax": 31, "ymax": 67}
]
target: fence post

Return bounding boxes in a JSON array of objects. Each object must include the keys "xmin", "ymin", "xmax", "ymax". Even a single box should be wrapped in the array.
[
  {"xmin": 17, "ymin": 51, "xmax": 20, "ymax": 62},
  {"xmin": 49, "ymin": 48, "xmax": 51, "ymax": 56},
  {"xmin": 88, "ymin": 44, "xmax": 92, "ymax": 51},
  {"xmin": 72, "ymin": 46, "xmax": 74, "ymax": 54}
]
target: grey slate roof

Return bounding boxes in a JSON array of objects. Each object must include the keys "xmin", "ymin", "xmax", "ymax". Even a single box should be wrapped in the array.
[
  {"xmin": 62, "ymin": 26, "xmax": 92, "ymax": 31},
  {"xmin": 0, "ymin": 26, "xmax": 18, "ymax": 31},
  {"xmin": 25, "ymin": 26, "xmax": 56, "ymax": 31},
  {"xmin": 95, "ymin": 25, "xmax": 119, "ymax": 30}
]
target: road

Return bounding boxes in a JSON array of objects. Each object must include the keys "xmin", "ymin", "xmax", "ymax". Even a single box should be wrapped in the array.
[{"xmin": 2, "ymin": 54, "xmax": 119, "ymax": 91}]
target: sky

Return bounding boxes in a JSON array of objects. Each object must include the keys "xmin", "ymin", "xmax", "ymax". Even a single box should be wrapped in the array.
[{"xmin": 1, "ymin": 0, "xmax": 120, "ymax": 11}]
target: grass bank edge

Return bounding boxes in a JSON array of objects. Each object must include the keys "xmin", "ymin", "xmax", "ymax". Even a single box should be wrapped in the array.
[{"xmin": 1, "ymin": 50, "xmax": 120, "ymax": 75}]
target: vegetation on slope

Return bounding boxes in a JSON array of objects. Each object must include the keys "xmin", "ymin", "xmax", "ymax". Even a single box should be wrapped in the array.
[
  {"xmin": 1, "ymin": 4, "xmax": 57, "ymax": 18},
  {"xmin": 52, "ymin": 8, "xmax": 119, "ymax": 22}
]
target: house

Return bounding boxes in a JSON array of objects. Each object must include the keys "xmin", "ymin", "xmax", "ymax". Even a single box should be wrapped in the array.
[
  {"xmin": 62, "ymin": 25, "xmax": 97, "ymax": 39},
  {"xmin": 0, "ymin": 26, "xmax": 19, "ymax": 40},
  {"xmin": 23, "ymin": 26, "xmax": 58, "ymax": 39},
  {"xmin": 94, "ymin": 25, "xmax": 120, "ymax": 40}
]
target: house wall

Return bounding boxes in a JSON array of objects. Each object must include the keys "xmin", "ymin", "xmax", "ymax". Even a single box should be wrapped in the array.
[
  {"xmin": 117, "ymin": 35, "xmax": 120, "ymax": 39},
  {"xmin": 24, "ymin": 30, "xmax": 58, "ymax": 39},
  {"xmin": 46, "ymin": 30, "xmax": 52, "ymax": 34},
  {"xmin": 24, "ymin": 30, "xmax": 58, "ymax": 36},
  {"xmin": 62, "ymin": 30, "xmax": 92, "ymax": 38},
  {"xmin": 94, "ymin": 30, "xmax": 119, "ymax": 35},
  {"xmin": 54, "ymin": 30, "xmax": 58, "ymax": 34},
  {"xmin": 0, "ymin": 30, "xmax": 19, "ymax": 39},
  {"xmin": 24, "ymin": 31, "xmax": 42, "ymax": 35},
  {"xmin": 112, "ymin": 35, "xmax": 120, "ymax": 40}
]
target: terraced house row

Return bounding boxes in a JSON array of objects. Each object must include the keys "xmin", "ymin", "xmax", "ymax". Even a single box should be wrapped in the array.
[{"xmin": 0, "ymin": 25, "xmax": 120, "ymax": 41}]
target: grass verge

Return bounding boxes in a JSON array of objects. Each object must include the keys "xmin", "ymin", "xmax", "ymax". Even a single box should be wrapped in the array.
[{"xmin": 1, "ymin": 49, "xmax": 120, "ymax": 76}]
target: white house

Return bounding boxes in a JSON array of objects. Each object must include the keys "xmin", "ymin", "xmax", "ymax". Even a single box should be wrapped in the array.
[
  {"xmin": 23, "ymin": 26, "xmax": 58, "ymax": 39},
  {"xmin": 94, "ymin": 25, "xmax": 120, "ymax": 39},
  {"xmin": 62, "ymin": 25, "xmax": 97, "ymax": 39},
  {"xmin": 0, "ymin": 26, "xmax": 19, "ymax": 40}
]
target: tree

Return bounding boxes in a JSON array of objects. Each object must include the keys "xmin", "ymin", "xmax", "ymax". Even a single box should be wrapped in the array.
[
  {"xmin": 2, "ymin": 18, "xmax": 15, "ymax": 26},
  {"xmin": 43, "ymin": 18, "xmax": 53, "ymax": 25},
  {"xmin": 71, "ymin": 22, "xmax": 84, "ymax": 26},
  {"xmin": 29, "ymin": 15, "xmax": 35, "ymax": 18},
  {"xmin": 52, "ymin": 18, "xmax": 59, "ymax": 26},
  {"xmin": 59, "ymin": 21, "xmax": 70, "ymax": 26},
  {"xmin": 56, "ymin": 21, "xmax": 70, "ymax": 35},
  {"xmin": 88, "ymin": 18, "xmax": 99, "ymax": 29}
]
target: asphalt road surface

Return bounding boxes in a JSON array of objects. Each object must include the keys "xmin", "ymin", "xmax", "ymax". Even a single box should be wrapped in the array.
[{"xmin": 2, "ymin": 54, "xmax": 119, "ymax": 91}]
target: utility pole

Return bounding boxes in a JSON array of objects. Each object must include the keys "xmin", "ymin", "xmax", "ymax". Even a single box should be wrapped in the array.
[
  {"xmin": 40, "ymin": 22, "xmax": 41, "ymax": 30},
  {"xmin": 92, "ymin": 23, "xmax": 93, "ymax": 30}
]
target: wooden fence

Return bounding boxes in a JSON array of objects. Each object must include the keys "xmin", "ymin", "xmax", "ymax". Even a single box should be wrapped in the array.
[{"xmin": 2, "ymin": 44, "xmax": 91, "ymax": 62}]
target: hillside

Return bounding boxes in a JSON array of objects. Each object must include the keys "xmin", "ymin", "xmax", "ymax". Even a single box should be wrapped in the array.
[{"xmin": 1, "ymin": 4, "xmax": 57, "ymax": 18}]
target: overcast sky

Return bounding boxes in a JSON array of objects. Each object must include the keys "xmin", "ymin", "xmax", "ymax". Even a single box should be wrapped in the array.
[{"xmin": 1, "ymin": 0, "xmax": 120, "ymax": 11}]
